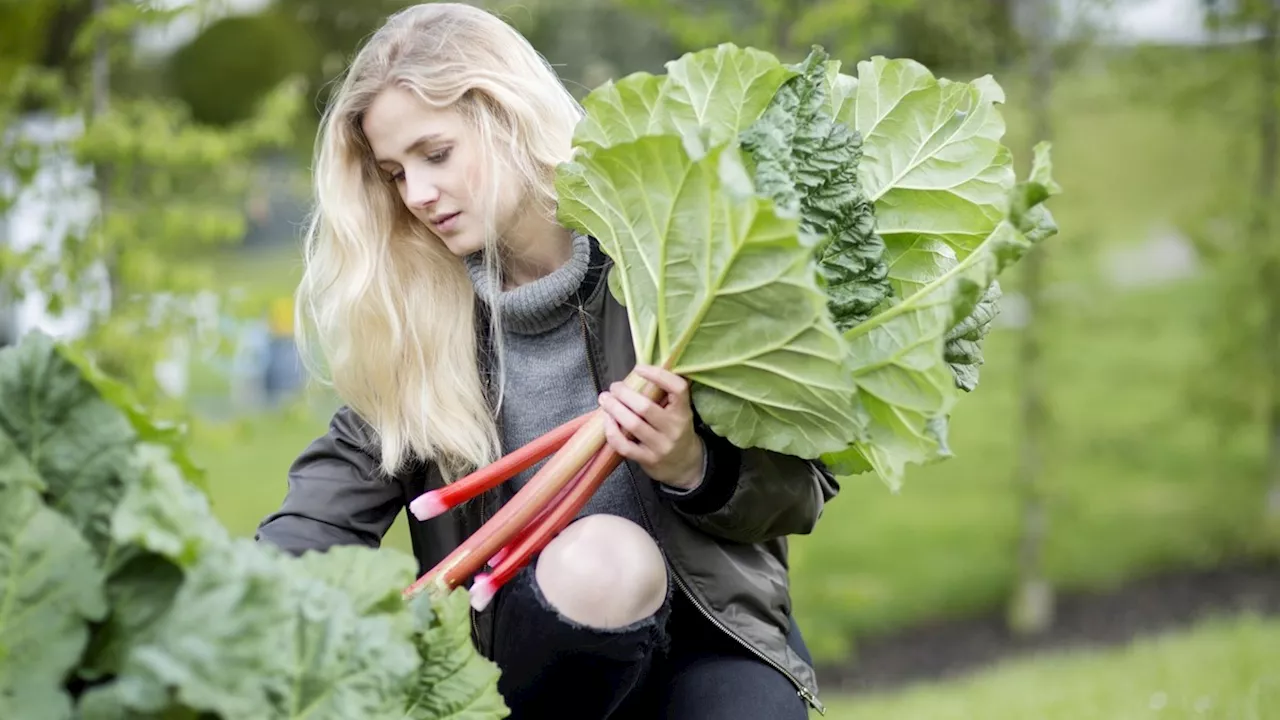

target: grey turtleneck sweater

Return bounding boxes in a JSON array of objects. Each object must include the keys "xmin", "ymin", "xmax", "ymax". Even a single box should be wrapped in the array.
[{"xmin": 465, "ymin": 233, "xmax": 646, "ymax": 528}]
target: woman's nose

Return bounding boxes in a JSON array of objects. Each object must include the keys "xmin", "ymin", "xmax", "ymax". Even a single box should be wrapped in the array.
[{"xmin": 404, "ymin": 172, "xmax": 440, "ymax": 208}]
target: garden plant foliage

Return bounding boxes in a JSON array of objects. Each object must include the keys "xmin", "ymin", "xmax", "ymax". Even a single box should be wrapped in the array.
[
  {"xmin": 558, "ymin": 43, "xmax": 1060, "ymax": 489},
  {"xmin": 0, "ymin": 334, "xmax": 510, "ymax": 720}
]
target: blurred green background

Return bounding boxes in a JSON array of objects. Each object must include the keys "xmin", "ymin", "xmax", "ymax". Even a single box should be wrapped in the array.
[{"xmin": 3, "ymin": 0, "xmax": 1279, "ymax": 717}]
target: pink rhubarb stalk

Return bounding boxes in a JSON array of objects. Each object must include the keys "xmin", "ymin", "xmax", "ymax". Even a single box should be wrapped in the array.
[
  {"xmin": 469, "ymin": 442, "xmax": 624, "ymax": 611},
  {"xmin": 408, "ymin": 412, "xmax": 592, "ymax": 520},
  {"xmin": 488, "ymin": 460, "xmax": 590, "ymax": 568},
  {"xmin": 403, "ymin": 370, "xmax": 661, "ymax": 597}
]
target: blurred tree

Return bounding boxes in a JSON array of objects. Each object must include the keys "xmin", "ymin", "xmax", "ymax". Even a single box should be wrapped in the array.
[
  {"xmin": 269, "ymin": 0, "xmax": 415, "ymax": 109},
  {"xmin": 1172, "ymin": 0, "xmax": 1280, "ymax": 527},
  {"xmin": 892, "ymin": 0, "xmax": 1026, "ymax": 70},
  {"xmin": 0, "ymin": 2, "xmax": 60, "ymax": 87},
  {"xmin": 615, "ymin": 0, "xmax": 1022, "ymax": 70},
  {"xmin": 163, "ymin": 0, "xmax": 678, "ymax": 147},
  {"xmin": 160, "ymin": 1, "xmax": 408, "ymax": 155},
  {"xmin": 1008, "ymin": 0, "xmax": 1058, "ymax": 638},
  {"xmin": 1255, "ymin": 0, "xmax": 1279, "ymax": 520},
  {"xmin": 0, "ymin": 0, "xmax": 304, "ymax": 413},
  {"xmin": 167, "ymin": 10, "xmax": 318, "ymax": 127},
  {"xmin": 616, "ymin": 0, "xmax": 910, "ymax": 63},
  {"xmin": 0, "ymin": 0, "xmax": 98, "ymax": 92},
  {"xmin": 492, "ymin": 0, "xmax": 680, "ymax": 95}
]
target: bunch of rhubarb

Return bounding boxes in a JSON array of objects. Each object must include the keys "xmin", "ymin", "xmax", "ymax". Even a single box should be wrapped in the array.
[{"xmin": 403, "ymin": 44, "xmax": 1061, "ymax": 609}]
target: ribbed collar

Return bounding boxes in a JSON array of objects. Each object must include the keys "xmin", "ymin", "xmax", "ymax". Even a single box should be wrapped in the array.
[{"xmin": 465, "ymin": 232, "xmax": 592, "ymax": 336}]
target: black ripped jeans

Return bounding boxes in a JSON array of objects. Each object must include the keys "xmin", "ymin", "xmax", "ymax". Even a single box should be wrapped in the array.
[{"xmin": 489, "ymin": 565, "xmax": 814, "ymax": 720}]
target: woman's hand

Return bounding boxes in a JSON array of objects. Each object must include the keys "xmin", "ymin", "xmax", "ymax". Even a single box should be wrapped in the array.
[{"xmin": 598, "ymin": 365, "xmax": 705, "ymax": 491}]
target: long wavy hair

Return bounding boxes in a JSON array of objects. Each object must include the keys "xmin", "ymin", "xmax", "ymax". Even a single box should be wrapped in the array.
[{"xmin": 295, "ymin": 2, "xmax": 583, "ymax": 479}]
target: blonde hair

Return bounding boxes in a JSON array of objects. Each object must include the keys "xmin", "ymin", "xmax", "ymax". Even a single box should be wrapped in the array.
[{"xmin": 295, "ymin": 2, "xmax": 583, "ymax": 479}]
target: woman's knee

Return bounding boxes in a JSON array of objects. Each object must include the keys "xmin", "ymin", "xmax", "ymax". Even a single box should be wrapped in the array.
[{"xmin": 534, "ymin": 514, "xmax": 667, "ymax": 629}]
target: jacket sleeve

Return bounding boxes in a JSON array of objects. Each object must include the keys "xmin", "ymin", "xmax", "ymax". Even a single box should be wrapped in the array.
[
  {"xmin": 657, "ymin": 421, "xmax": 841, "ymax": 545},
  {"xmin": 255, "ymin": 406, "xmax": 406, "ymax": 555}
]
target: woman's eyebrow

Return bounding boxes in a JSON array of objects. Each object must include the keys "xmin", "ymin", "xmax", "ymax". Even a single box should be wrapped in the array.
[{"xmin": 377, "ymin": 133, "xmax": 446, "ymax": 164}]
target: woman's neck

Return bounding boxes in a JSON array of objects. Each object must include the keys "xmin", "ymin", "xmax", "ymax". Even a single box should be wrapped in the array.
[{"xmin": 500, "ymin": 207, "xmax": 574, "ymax": 289}]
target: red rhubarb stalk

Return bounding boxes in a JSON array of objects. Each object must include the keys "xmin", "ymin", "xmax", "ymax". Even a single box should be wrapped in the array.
[
  {"xmin": 488, "ymin": 463, "xmax": 588, "ymax": 568},
  {"xmin": 408, "ymin": 412, "xmax": 592, "ymax": 520},
  {"xmin": 470, "ymin": 443, "xmax": 624, "ymax": 611},
  {"xmin": 403, "ymin": 370, "xmax": 662, "ymax": 597}
]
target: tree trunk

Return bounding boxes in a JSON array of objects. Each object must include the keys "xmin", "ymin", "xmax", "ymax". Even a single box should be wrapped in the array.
[
  {"xmin": 91, "ymin": 0, "xmax": 107, "ymax": 117},
  {"xmin": 91, "ymin": 0, "xmax": 120, "ymax": 313},
  {"xmin": 989, "ymin": 0, "xmax": 1017, "ymax": 66},
  {"xmin": 1008, "ymin": 0, "xmax": 1055, "ymax": 637},
  {"xmin": 1260, "ymin": 0, "xmax": 1280, "ymax": 518}
]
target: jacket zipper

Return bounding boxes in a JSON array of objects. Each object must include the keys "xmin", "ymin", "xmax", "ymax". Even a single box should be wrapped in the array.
[{"xmin": 576, "ymin": 310, "xmax": 825, "ymax": 715}]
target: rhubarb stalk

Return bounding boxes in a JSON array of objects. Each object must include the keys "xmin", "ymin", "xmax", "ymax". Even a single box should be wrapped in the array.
[
  {"xmin": 403, "ymin": 370, "xmax": 662, "ymax": 597},
  {"xmin": 409, "ymin": 412, "xmax": 592, "ymax": 520},
  {"xmin": 488, "ymin": 460, "xmax": 590, "ymax": 569},
  {"xmin": 469, "ymin": 443, "xmax": 624, "ymax": 611}
]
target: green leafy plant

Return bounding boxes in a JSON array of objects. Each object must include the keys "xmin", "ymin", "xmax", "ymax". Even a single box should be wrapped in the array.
[{"xmin": 0, "ymin": 333, "xmax": 509, "ymax": 720}]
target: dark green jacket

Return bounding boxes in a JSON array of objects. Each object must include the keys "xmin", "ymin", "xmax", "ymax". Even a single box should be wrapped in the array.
[{"xmin": 256, "ymin": 240, "xmax": 839, "ymax": 713}]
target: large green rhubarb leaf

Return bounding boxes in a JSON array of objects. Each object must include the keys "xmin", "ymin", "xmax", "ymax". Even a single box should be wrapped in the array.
[
  {"xmin": 822, "ymin": 142, "xmax": 1060, "ymax": 487},
  {"xmin": 80, "ymin": 539, "xmax": 305, "ymax": 718},
  {"xmin": 838, "ymin": 56, "xmax": 1013, "ymax": 258},
  {"xmin": 112, "ymin": 443, "xmax": 229, "ymax": 568},
  {"xmin": 0, "ymin": 483, "xmax": 108, "ymax": 720},
  {"xmin": 557, "ymin": 135, "xmax": 862, "ymax": 458},
  {"xmin": 84, "ymin": 541, "xmax": 424, "ymax": 720},
  {"xmin": 78, "ymin": 547, "xmax": 185, "ymax": 682},
  {"xmin": 0, "ymin": 333, "xmax": 136, "ymax": 555},
  {"xmin": 294, "ymin": 545, "xmax": 421, "ymax": 619},
  {"xmin": 741, "ymin": 46, "xmax": 889, "ymax": 331},
  {"xmin": 402, "ymin": 589, "xmax": 508, "ymax": 720},
  {"xmin": 79, "ymin": 442, "xmax": 231, "ymax": 679},
  {"xmin": 834, "ymin": 57, "xmax": 1017, "ymax": 390},
  {"xmin": 945, "ymin": 279, "xmax": 1002, "ymax": 391},
  {"xmin": 574, "ymin": 43, "xmax": 797, "ymax": 154},
  {"xmin": 61, "ymin": 347, "xmax": 208, "ymax": 489}
]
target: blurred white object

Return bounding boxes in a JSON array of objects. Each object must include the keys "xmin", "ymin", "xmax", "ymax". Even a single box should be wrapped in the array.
[
  {"xmin": 0, "ymin": 113, "xmax": 108, "ymax": 344},
  {"xmin": 994, "ymin": 292, "xmax": 1031, "ymax": 330},
  {"xmin": 133, "ymin": 0, "xmax": 273, "ymax": 58},
  {"xmin": 155, "ymin": 334, "xmax": 191, "ymax": 398},
  {"xmin": 1103, "ymin": 226, "xmax": 1201, "ymax": 289},
  {"xmin": 1031, "ymin": 0, "xmax": 1265, "ymax": 46}
]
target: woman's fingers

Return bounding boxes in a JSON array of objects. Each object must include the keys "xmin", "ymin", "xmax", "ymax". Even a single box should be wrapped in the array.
[
  {"xmin": 598, "ymin": 389, "xmax": 667, "ymax": 450},
  {"xmin": 632, "ymin": 365, "xmax": 689, "ymax": 402},
  {"xmin": 603, "ymin": 412, "xmax": 657, "ymax": 465}
]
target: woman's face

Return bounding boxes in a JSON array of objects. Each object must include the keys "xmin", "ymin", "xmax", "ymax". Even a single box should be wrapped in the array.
[{"xmin": 362, "ymin": 86, "xmax": 519, "ymax": 257}]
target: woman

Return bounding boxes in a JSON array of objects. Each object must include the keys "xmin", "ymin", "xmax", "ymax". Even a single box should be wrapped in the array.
[{"xmin": 255, "ymin": 4, "xmax": 838, "ymax": 718}]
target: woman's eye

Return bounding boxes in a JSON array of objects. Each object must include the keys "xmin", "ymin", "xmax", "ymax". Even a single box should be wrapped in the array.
[{"xmin": 426, "ymin": 147, "xmax": 452, "ymax": 164}]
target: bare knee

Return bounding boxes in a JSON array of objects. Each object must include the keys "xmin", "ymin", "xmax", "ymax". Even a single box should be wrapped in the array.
[{"xmin": 534, "ymin": 514, "xmax": 667, "ymax": 629}]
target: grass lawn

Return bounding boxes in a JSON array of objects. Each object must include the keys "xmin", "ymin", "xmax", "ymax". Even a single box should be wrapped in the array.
[
  {"xmin": 818, "ymin": 614, "xmax": 1280, "ymax": 719},
  {"xmin": 189, "ymin": 402, "xmax": 419, "ymax": 551},
  {"xmin": 785, "ymin": 278, "xmax": 1273, "ymax": 660}
]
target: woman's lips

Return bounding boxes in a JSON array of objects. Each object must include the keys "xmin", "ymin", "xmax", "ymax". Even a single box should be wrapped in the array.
[{"xmin": 432, "ymin": 211, "xmax": 461, "ymax": 232}]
